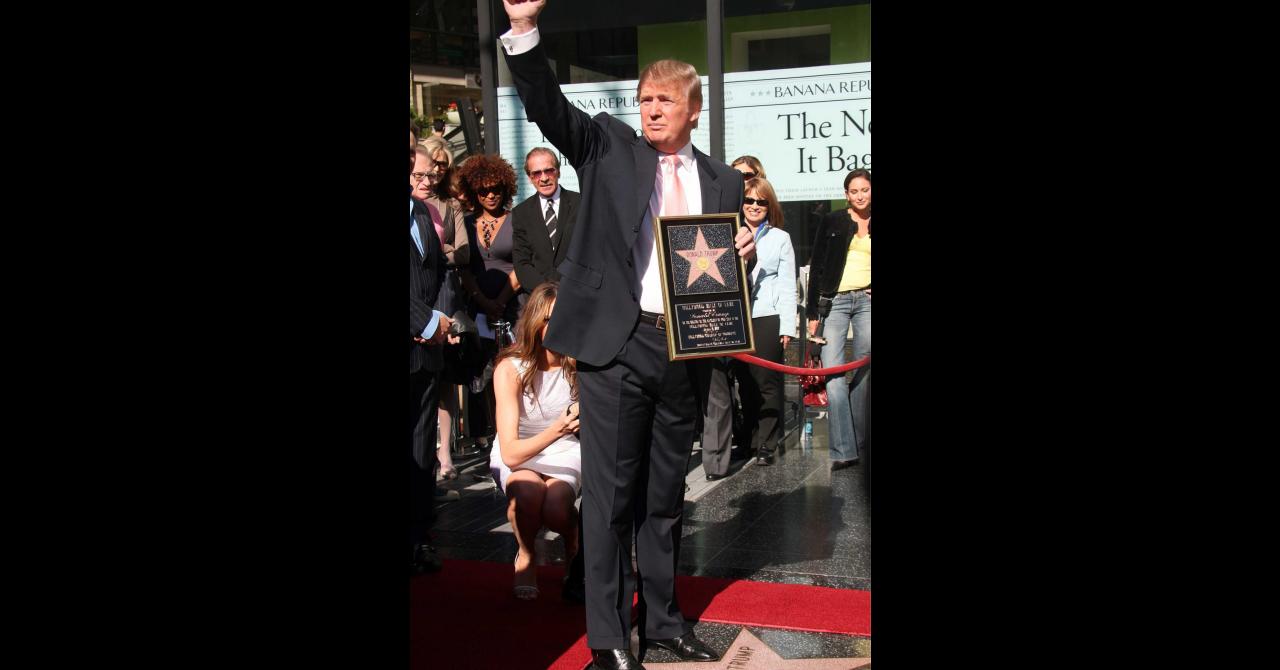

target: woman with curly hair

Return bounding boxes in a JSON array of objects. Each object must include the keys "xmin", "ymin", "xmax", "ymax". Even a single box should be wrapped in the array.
[
  {"xmin": 455, "ymin": 154, "xmax": 521, "ymax": 445},
  {"xmin": 456, "ymin": 153, "xmax": 522, "ymax": 326},
  {"xmin": 488, "ymin": 282, "xmax": 580, "ymax": 599}
]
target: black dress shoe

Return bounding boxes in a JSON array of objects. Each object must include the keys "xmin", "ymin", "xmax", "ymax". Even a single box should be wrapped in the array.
[
  {"xmin": 705, "ymin": 473, "xmax": 725, "ymax": 481},
  {"xmin": 409, "ymin": 543, "xmax": 442, "ymax": 574},
  {"xmin": 645, "ymin": 632, "xmax": 718, "ymax": 661},
  {"xmin": 583, "ymin": 648, "xmax": 645, "ymax": 670},
  {"xmin": 830, "ymin": 458, "xmax": 859, "ymax": 472},
  {"xmin": 755, "ymin": 453, "xmax": 774, "ymax": 466}
]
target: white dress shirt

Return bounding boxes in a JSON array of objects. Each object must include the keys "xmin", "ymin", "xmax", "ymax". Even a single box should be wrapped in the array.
[
  {"xmin": 539, "ymin": 185, "xmax": 562, "ymax": 223},
  {"xmin": 637, "ymin": 142, "xmax": 700, "ymax": 313}
]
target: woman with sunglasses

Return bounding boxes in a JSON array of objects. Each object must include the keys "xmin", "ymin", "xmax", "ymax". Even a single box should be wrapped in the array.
[
  {"xmin": 731, "ymin": 177, "xmax": 796, "ymax": 466},
  {"xmin": 456, "ymin": 154, "xmax": 522, "ymax": 445},
  {"xmin": 730, "ymin": 155, "xmax": 767, "ymax": 181},
  {"xmin": 457, "ymin": 154, "xmax": 522, "ymax": 328}
]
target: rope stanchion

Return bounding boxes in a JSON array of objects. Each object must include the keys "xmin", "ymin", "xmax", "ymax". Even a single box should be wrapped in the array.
[{"xmin": 730, "ymin": 353, "xmax": 869, "ymax": 376}]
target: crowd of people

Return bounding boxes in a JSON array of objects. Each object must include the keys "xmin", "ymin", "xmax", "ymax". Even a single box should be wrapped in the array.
[{"xmin": 411, "ymin": 4, "xmax": 869, "ymax": 668}]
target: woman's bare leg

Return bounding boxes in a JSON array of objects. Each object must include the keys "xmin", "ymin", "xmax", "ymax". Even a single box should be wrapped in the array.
[
  {"xmin": 437, "ymin": 384, "xmax": 457, "ymax": 474},
  {"xmin": 542, "ymin": 477, "xmax": 579, "ymax": 563},
  {"xmin": 505, "ymin": 469, "xmax": 547, "ymax": 595}
]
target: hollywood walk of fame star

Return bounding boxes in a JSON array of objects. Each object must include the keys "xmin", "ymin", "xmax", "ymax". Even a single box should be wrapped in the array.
[
  {"xmin": 644, "ymin": 628, "xmax": 870, "ymax": 670},
  {"xmin": 675, "ymin": 227, "xmax": 730, "ymax": 288}
]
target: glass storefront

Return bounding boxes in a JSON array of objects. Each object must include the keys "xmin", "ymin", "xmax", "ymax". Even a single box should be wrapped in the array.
[
  {"xmin": 490, "ymin": 0, "xmax": 870, "ymax": 298},
  {"xmin": 723, "ymin": 0, "xmax": 871, "ymax": 271}
]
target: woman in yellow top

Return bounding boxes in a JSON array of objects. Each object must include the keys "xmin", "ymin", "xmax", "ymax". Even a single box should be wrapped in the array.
[{"xmin": 804, "ymin": 169, "xmax": 871, "ymax": 471}]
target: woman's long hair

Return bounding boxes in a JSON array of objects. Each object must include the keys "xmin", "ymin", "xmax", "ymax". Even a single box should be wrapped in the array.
[{"xmin": 495, "ymin": 281, "xmax": 577, "ymax": 402}]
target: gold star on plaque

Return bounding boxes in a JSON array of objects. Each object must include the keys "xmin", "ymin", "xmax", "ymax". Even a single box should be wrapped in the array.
[
  {"xmin": 645, "ymin": 628, "xmax": 870, "ymax": 669},
  {"xmin": 675, "ymin": 227, "xmax": 730, "ymax": 288}
]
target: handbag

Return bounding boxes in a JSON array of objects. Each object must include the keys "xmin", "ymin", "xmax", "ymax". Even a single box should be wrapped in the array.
[{"xmin": 800, "ymin": 342, "xmax": 828, "ymax": 407}]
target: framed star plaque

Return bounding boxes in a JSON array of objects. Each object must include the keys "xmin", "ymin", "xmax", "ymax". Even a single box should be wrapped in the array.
[{"xmin": 653, "ymin": 212, "xmax": 756, "ymax": 361}]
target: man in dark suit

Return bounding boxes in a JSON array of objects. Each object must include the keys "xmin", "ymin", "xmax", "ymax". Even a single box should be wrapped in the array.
[
  {"xmin": 410, "ymin": 122, "xmax": 453, "ymax": 575},
  {"xmin": 512, "ymin": 147, "xmax": 580, "ymax": 297},
  {"xmin": 500, "ymin": 3, "xmax": 755, "ymax": 668}
]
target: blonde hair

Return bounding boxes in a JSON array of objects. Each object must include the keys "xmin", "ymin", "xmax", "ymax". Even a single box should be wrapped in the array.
[
  {"xmin": 420, "ymin": 136, "xmax": 453, "ymax": 168},
  {"xmin": 637, "ymin": 59, "xmax": 702, "ymax": 116}
]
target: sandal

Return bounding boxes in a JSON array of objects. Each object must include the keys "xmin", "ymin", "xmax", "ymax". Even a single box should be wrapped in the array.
[{"xmin": 513, "ymin": 552, "xmax": 540, "ymax": 600}]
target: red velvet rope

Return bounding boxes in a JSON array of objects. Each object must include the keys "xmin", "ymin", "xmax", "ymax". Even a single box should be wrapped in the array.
[{"xmin": 730, "ymin": 353, "xmax": 870, "ymax": 376}]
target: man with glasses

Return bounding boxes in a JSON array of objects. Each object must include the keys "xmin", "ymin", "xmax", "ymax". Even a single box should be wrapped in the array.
[
  {"xmin": 512, "ymin": 147, "xmax": 580, "ymax": 300},
  {"xmin": 410, "ymin": 120, "xmax": 453, "ymax": 576}
]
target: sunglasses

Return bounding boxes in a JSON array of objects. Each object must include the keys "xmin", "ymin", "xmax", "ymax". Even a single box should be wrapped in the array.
[
  {"xmin": 527, "ymin": 168, "xmax": 558, "ymax": 179},
  {"xmin": 739, "ymin": 171, "xmax": 757, "ymax": 179},
  {"xmin": 743, "ymin": 197, "xmax": 769, "ymax": 206},
  {"xmin": 477, "ymin": 185, "xmax": 504, "ymax": 196}
]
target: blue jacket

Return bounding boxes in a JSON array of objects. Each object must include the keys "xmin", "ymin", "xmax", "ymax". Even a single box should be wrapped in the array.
[{"xmin": 748, "ymin": 222, "xmax": 797, "ymax": 338}]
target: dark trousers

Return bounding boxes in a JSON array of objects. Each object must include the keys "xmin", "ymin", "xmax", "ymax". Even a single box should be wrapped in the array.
[
  {"xmin": 410, "ymin": 367, "xmax": 440, "ymax": 551},
  {"xmin": 693, "ymin": 356, "xmax": 733, "ymax": 476},
  {"xmin": 578, "ymin": 320, "xmax": 700, "ymax": 649},
  {"xmin": 732, "ymin": 314, "xmax": 783, "ymax": 456}
]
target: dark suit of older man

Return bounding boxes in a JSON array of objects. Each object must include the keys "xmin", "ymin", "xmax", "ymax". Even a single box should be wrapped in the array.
[
  {"xmin": 511, "ymin": 185, "xmax": 580, "ymax": 293},
  {"xmin": 500, "ymin": 3, "xmax": 750, "ymax": 666}
]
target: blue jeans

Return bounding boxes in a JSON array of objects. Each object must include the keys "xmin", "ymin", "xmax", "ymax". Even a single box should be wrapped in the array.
[{"xmin": 820, "ymin": 290, "xmax": 871, "ymax": 462}]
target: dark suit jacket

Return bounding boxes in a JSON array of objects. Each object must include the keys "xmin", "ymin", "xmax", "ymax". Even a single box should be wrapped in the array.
[
  {"xmin": 410, "ymin": 195, "xmax": 446, "ymax": 374},
  {"xmin": 511, "ymin": 187, "xmax": 580, "ymax": 293},
  {"xmin": 506, "ymin": 43, "xmax": 744, "ymax": 366}
]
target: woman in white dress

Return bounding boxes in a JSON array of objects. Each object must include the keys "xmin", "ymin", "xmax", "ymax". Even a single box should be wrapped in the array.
[{"xmin": 488, "ymin": 281, "xmax": 581, "ymax": 599}]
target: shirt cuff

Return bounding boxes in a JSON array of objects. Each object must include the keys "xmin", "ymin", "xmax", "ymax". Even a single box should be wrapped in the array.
[
  {"xmin": 420, "ymin": 310, "xmax": 445, "ymax": 340},
  {"xmin": 499, "ymin": 26, "xmax": 540, "ymax": 55}
]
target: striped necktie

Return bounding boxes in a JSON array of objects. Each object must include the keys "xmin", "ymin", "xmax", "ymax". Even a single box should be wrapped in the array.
[{"xmin": 544, "ymin": 200, "xmax": 558, "ymax": 251}]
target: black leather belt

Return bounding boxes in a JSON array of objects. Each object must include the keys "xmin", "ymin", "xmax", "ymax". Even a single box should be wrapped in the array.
[{"xmin": 638, "ymin": 311, "xmax": 666, "ymax": 330}]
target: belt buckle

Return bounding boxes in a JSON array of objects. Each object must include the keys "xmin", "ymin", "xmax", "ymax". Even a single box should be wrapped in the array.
[{"xmin": 655, "ymin": 314, "xmax": 665, "ymax": 330}]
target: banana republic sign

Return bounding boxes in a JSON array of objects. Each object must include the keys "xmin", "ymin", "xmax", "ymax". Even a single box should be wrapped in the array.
[
  {"xmin": 498, "ymin": 61, "xmax": 869, "ymax": 203},
  {"xmin": 723, "ymin": 62, "xmax": 871, "ymax": 202}
]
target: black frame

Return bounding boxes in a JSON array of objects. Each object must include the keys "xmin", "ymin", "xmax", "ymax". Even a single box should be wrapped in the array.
[{"xmin": 653, "ymin": 213, "xmax": 756, "ymax": 360}]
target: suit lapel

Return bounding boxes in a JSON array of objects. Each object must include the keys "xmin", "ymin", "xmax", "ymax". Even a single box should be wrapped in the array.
[
  {"xmin": 694, "ymin": 150, "xmax": 723, "ymax": 215},
  {"xmin": 553, "ymin": 192, "xmax": 575, "ymax": 264},
  {"xmin": 532, "ymin": 198, "xmax": 555, "ymax": 260},
  {"xmin": 633, "ymin": 140, "xmax": 658, "ymax": 230},
  {"xmin": 413, "ymin": 201, "xmax": 435, "ymax": 266}
]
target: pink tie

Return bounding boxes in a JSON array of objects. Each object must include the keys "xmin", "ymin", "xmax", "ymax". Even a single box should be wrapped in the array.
[{"xmin": 661, "ymin": 154, "xmax": 687, "ymax": 216}]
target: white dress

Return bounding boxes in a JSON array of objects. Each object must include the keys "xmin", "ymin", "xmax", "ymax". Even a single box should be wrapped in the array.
[{"xmin": 488, "ymin": 361, "xmax": 582, "ymax": 494}]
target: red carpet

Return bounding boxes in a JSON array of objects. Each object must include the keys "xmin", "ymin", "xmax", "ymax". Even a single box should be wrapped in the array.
[{"xmin": 411, "ymin": 559, "xmax": 870, "ymax": 670}]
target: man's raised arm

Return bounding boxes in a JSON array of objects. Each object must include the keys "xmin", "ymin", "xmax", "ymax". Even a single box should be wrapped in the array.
[{"xmin": 499, "ymin": 0, "xmax": 604, "ymax": 170}]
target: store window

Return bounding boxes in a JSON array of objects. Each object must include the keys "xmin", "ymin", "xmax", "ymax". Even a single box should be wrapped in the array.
[{"xmin": 723, "ymin": 0, "xmax": 871, "ymax": 272}]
